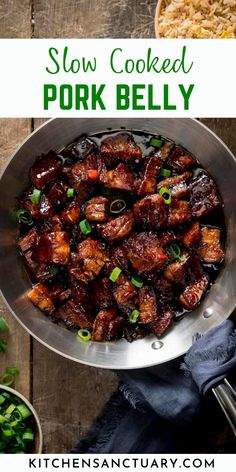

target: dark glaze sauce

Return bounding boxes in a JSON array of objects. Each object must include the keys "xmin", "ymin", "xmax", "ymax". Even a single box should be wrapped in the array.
[{"xmin": 17, "ymin": 129, "xmax": 226, "ymax": 341}]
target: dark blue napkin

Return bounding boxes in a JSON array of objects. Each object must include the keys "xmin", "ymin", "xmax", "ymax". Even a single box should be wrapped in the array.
[{"xmin": 71, "ymin": 320, "xmax": 236, "ymax": 453}]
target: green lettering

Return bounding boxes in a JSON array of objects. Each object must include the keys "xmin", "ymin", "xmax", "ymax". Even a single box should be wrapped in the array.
[
  {"xmin": 44, "ymin": 84, "xmax": 57, "ymax": 109},
  {"xmin": 116, "ymin": 84, "xmax": 130, "ymax": 110},
  {"xmin": 60, "ymin": 84, "xmax": 72, "ymax": 110},
  {"xmin": 91, "ymin": 84, "xmax": 106, "ymax": 110},
  {"xmin": 110, "ymin": 48, "xmax": 123, "ymax": 74},
  {"xmin": 148, "ymin": 84, "xmax": 161, "ymax": 110},
  {"xmin": 75, "ymin": 85, "xmax": 89, "ymax": 110},
  {"xmin": 46, "ymin": 48, "xmax": 60, "ymax": 74},
  {"xmin": 163, "ymin": 85, "xmax": 176, "ymax": 110},
  {"xmin": 178, "ymin": 84, "xmax": 194, "ymax": 110},
  {"xmin": 132, "ymin": 85, "xmax": 145, "ymax": 110}
]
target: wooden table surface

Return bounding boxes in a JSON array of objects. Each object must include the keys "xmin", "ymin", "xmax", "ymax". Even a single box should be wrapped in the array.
[{"xmin": 0, "ymin": 0, "xmax": 235, "ymax": 453}]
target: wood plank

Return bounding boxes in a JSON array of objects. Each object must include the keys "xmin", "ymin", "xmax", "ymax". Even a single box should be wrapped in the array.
[
  {"xmin": 33, "ymin": 0, "xmax": 157, "ymax": 38},
  {"xmin": 0, "ymin": 0, "xmax": 32, "ymax": 38},
  {"xmin": 0, "ymin": 119, "xmax": 31, "ymax": 398}
]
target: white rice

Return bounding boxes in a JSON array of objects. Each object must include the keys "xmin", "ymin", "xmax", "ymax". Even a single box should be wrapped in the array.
[{"xmin": 158, "ymin": 0, "xmax": 236, "ymax": 38}]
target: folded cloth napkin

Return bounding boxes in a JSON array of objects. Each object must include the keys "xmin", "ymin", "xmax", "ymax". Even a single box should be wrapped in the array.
[{"xmin": 71, "ymin": 319, "xmax": 236, "ymax": 454}]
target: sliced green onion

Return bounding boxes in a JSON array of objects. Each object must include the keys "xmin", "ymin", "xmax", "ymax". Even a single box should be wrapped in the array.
[
  {"xmin": 169, "ymin": 243, "xmax": 185, "ymax": 262},
  {"xmin": 22, "ymin": 429, "xmax": 34, "ymax": 442},
  {"xmin": 79, "ymin": 219, "xmax": 92, "ymax": 235},
  {"xmin": 67, "ymin": 188, "xmax": 74, "ymax": 198},
  {"xmin": 150, "ymin": 137, "xmax": 163, "ymax": 148},
  {"xmin": 77, "ymin": 329, "xmax": 92, "ymax": 342},
  {"xmin": 128, "ymin": 310, "xmax": 140, "ymax": 324},
  {"xmin": 15, "ymin": 209, "xmax": 33, "ymax": 225},
  {"xmin": 0, "ymin": 415, "xmax": 6, "ymax": 424},
  {"xmin": 50, "ymin": 266, "xmax": 58, "ymax": 276},
  {"xmin": 12, "ymin": 410, "xmax": 22, "ymax": 422},
  {"xmin": 1, "ymin": 422, "xmax": 13, "ymax": 438},
  {"xmin": 5, "ymin": 404, "xmax": 16, "ymax": 415},
  {"xmin": 15, "ymin": 404, "xmax": 32, "ymax": 420},
  {"xmin": 0, "ymin": 374, "xmax": 15, "ymax": 386},
  {"xmin": 5, "ymin": 368, "xmax": 20, "ymax": 377},
  {"xmin": 0, "ymin": 341, "xmax": 7, "ymax": 353},
  {"xmin": 159, "ymin": 186, "xmax": 172, "ymax": 205},
  {"xmin": 0, "ymin": 317, "xmax": 9, "ymax": 332},
  {"xmin": 109, "ymin": 267, "xmax": 122, "ymax": 282},
  {"xmin": 160, "ymin": 168, "xmax": 171, "ymax": 178},
  {"xmin": 110, "ymin": 199, "xmax": 126, "ymax": 214},
  {"xmin": 0, "ymin": 395, "xmax": 5, "ymax": 405},
  {"xmin": 31, "ymin": 189, "xmax": 41, "ymax": 205},
  {"xmin": 131, "ymin": 276, "xmax": 143, "ymax": 288},
  {"xmin": 102, "ymin": 188, "xmax": 111, "ymax": 196}
]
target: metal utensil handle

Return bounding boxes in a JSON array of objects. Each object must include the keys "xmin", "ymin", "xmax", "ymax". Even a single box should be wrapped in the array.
[{"xmin": 212, "ymin": 379, "xmax": 236, "ymax": 436}]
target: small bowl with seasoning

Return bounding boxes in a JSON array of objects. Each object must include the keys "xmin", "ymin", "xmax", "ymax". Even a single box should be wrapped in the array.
[{"xmin": 0, "ymin": 385, "xmax": 43, "ymax": 453}]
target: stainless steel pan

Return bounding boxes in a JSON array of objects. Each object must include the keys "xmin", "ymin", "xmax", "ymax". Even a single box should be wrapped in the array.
[{"xmin": 0, "ymin": 118, "xmax": 236, "ymax": 370}]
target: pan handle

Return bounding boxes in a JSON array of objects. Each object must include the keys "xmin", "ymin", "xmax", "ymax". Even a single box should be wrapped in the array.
[{"xmin": 212, "ymin": 378, "xmax": 236, "ymax": 436}]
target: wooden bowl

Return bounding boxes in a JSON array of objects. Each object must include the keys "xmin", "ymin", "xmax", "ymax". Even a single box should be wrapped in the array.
[{"xmin": 155, "ymin": 0, "xmax": 164, "ymax": 38}]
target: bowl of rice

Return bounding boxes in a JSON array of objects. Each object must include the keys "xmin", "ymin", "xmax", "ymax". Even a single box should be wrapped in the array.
[{"xmin": 155, "ymin": 0, "xmax": 236, "ymax": 38}]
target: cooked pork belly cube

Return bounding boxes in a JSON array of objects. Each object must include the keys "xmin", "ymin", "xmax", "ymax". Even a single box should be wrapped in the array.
[
  {"xmin": 47, "ymin": 181, "xmax": 67, "ymax": 206},
  {"xmin": 76, "ymin": 238, "xmax": 109, "ymax": 282},
  {"xmin": 152, "ymin": 143, "xmax": 174, "ymax": 162},
  {"xmin": 152, "ymin": 276, "xmax": 174, "ymax": 303},
  {"xmin": 179, "ymin": 274, "xmax": 209, "ymax": 310},
  {"xmin": 139, "ymin": 286, "xmax": 157, "ymax": 324},
  {"xmin": 100, "ymin": 132, "xmax": 142, "ymax": 165},
  {"xmin": 113, "ymin": 274, "xmax": 137, "ymax": 306},
  {"xmin": 157, "ymin": 229, "xmax": 182, "ymax": 246},
  {"xmin": 133, "ymin": 194, "xmax": 168, "ymax": 229},
  {"xmin": 157, "ymin": 172, "xmax": 192, "ymax": 199},
  {"xmin": 70, "ymin": 154, "xmax": 106, "ymax": 196},
  {"xmin": 36, "ymin": 231, "xmax": 70, "ymax": 265},
  {"xmin": 58, "ymin": 299, "xmax": 93, "ymax": 329},
  {"xmin": 168, "ymin": 200, "xmax": 192, "ymax": 227},
  {"xmin": 93, "ymin": 277, "xmax": 115, "ymax": 310},
  {"xmin": 183, "ymin": 222, "xmax": 201, "ymax": 247},
  {"xmin": 164, "ymin": 253, "xmax": 190, "ymax": 284},
  {"xmin": 125, "ymin": 232, "xmax": 167, "ymax": 274},
  {"xmin": 28, "ymin": 283, "xmax": 55, "ymax": 314},
  {"xmin": 66, "ymin": 136, "xmax": 97, "ymax": 159},
  {"xmin": 97, "ymin": 210, "xmax": 134, "ymax": 243},
  {"xmin": 23, "ymin": 250, "xmax": 39, "ymax": 273},
  {"xmin": 60, "ymin": 199, "xmax": 81, "ymax": 224},
  {"xmin": 85, "ymin": 196, "xmax": 109, "ymax": 222},
  {"xmin": 17, "ymin": 229, "xmax": 39, "ymax": 253},
  {"xmin": 106, "ymin": 316, "xmax": 125, "ymax": 341},
  {"xmin": 198, "ymin": 227, "xmax": 224, "ymax": 264},
  {"xmin": 124, "ymin": 325, "xmax": 147, "ymax": 343},
  {"xmin": 189, "ymin": 173, "xmax": 221, "ymax": 218},
  {"xmin": 134, "ymin": 156, "xmax": 163, "ymax": 195},
  {"xmin": 104, "ymin": 247, "xmax": 129, "ymax": 276},
  {"xmin": 30, "ymin": 151, "xmax": 63, "ymax": 189},
  {"xmin": 70, "ymin": 278, "xmax": 90, "ymax": 303},
  {"xmin": 20, "ymin": 192, "xmax": 54, "ymax": 220},
  {"xmin": 92, "ymin": 308, "xmax": 117, "ymax": 341},
  {"xmin": 187, "ymin": 252, "xmax": 203, "ymax": 283},
  {"xmin": 149, "ymin": 309, "xmax": 174, "ymax": 337},
  {"xmin": 50, "ymin": 215, "xmax": 63, "ymax": 231},
  {"xmin": 102, "ymin": 163, "xmax": 134, "ymax": 192},
  {"xmin": 168, "ymin": 146, "xmax": 196, "ymax": 173}
]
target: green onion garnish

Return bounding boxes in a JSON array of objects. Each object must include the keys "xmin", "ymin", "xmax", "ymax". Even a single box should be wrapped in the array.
[
  {"xmin": 0, "ymin": 374, "xmax": 15, "ymax": 387},
  {"xmin": 110, "ymin": 199, "xmax": 126, "ymax": 214},
  {"xmin": 77, "ymin": 329, "xmax": 92, "ymax": 342},
  {"xmin": 159, "ymin": 187, "xmax": 172, "ymax": 205},
  {"xmin": 131, "ymin": 276, "xmax": 143, "ymax": 288},
  {"xmin": 31, "ymin": 189, "xmax": 41, "ymax": 205},
  {"xmin": 169, "ymin": 243, "xmax": 185, "ymax": 262},
  {"xmin": 15, "ymin": 404, "xmax": 32, "ymax": 420},
  {"xmin": 50, "ymin": 266, "xmax": 58, "ymax": 276},
  {"xmin": 103, "ymin": 188, "xmax": 111, "ymax": 196},
  {"xmin": 67, "ymin": 188, "xmax": 74, "ymax": 198},
  {"xmin": 109, "ymin": 267, "xmax": 122, "ymax": 282},
  {"xmin": 0, "ymin": 317, "xmax": 9, "ymax": 332},
  {"xmin": 128, "ymin": 310, "xmax": 140, "ymax": 324},
  {"xmin": 15, "ymin": 209, "xmax": 33, "ymax": 225},
  {"xmin": 79, "ymin": 219, "xmax": 92, "ymax": 235},
  {"xmin": 5, "ymin": 368, "xmax": 20, "ymax": 376},
  {"xmin": 22, "ymin": 429, "xmax": 34, "ymax": 442},
  {"xmin": 5, "ymin": 404, "xmax": 16, "ymax": 415},
  {"xmin": 150, "ymin": 137, "xmax": 163, "ymax": 148},
  {"xmin": 0, "ymin": 342, "xmax": 7, "ymax": 353},
  {"xmin": 0, "ymin": 395, "xmax": 5, "ymax": 405},
  {"xmin": 160, "ymin": 168, "xmax": 171, "ymax": 178}
]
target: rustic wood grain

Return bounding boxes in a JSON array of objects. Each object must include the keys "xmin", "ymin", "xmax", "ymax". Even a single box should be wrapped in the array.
[
  {"xmin": 0, "ymin": 119, "xmax": 31, "ymax": 398},
  {"xmin": 0, "ymin": 0, "xmax": 32, "ymax": 38}
]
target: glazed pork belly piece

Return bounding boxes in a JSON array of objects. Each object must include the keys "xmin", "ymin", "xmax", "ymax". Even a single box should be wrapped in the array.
[
  {"xmin": 198, "ymin": 227, "xmax": 224, "ymax": 264},
  {"xmin": 36, "ymin": 231, "xmax": 70, "ymax": 265},
  {"xmin": 134, "ymin": 155, "xmax": 163, "ymax": 195},
  {"xmin": 30, "ymin": 151, "xmax": 63, "ymax": 189},
  {"xmin": 124, "ymin": 325, "xmax": 148, "ymax": 343},
  {"xmin": 183, "ymin": 222, "xmax": 201, "ymax": 247},
  {"xmin": 164, "ymin": 253, "xmax": 190, "ymax": 284},
  {"xmin": 152, "ymin": 143, "xmax": 174, "ymax": 162},
  {"xmin": 97, "ymin": 210, "xmax": 134, "ymax": 242},
  {"xmin": 167, "ymin": 200, "xmax": 192, "ymax": 227},
  {"xmin": 85, "ymin": 196, "xmax": 109, "ymax": 222},
  {"xmin": 104, "ymin": 247, "xmax": 129, "ymax": 276},
  {"xmin": 167, "ymin": 146, "xmax": 196, "ymax": 173},
  {"xmin": 149, "ymin": 309, "xmax": 174, "ymax": 337},
  {"xmin": 60, "ymin": 198, "xmax": 81, "ymax": 224},
  {"xmin": 65, "ymin": 136, "xmax": 97, "ymax": 160},
  {"xmin": 157, "ymin": 172, "xmax": 192, "ymax": 199},
  {"xmin": 92, "ymin": 307, "xmax": 117, "ymax": 341},
  {"xmin": 189, "ymin": 172, "xmax": 221, "ymax": 218},
  {"xmin": 70, "ymin": 154, "xmax": 106, "ymax": 197},
  {"xmin": 100, "ymin": 132, "xmax": 142, "ymax": 165},
  {"xmin": 57, "ymin": 299, "xmax": 94, "ymax": 329},
  {"xmin": 17, "ymin": 228, "xmax": 39, "ymax": 254},
  {"xmin": 124, "ymin": 232, "xmax": 167, "ymax": 274},
  {"xmin": 106, "ymin": 316, "xmax": 125, "ymax": 341},
  {"xmin": 75, "ymin": 238, "xmax": 109, "ymax": 283},
  {"xmin": 139, "ymin": 286, "xmax": 157, "ymax": 324},
  {"xmin": 133, "ymin": 194, "xmax": 168, "ymax": 229},
  {"xmin": 28, "ymin": 283, "xmax": 55, "ymax": 314},
  {"xmin": 102, "ymin": 163, "xmax": 134, "ymax": 191},
  {"xmin": 19, "ymin": 190, "xmax": 54, "ymax": 220},
  {"xmin": 92, "ymin": 277, "xmax": 115, "ymax": 310},
  {"xmin": 47, "ymin": 181, "xmax": 68, "ymax": 206},
  {"xmin": 157, "ymin": 229, "xmax": 182, "ymax": 246},
  {"xmin": 179, "ymin": 274, "xmax": 209, "ymax": 310},
  {"xmin": 69, "ymin": 278, "xmax": 90, "ymax": 304},
  {"xmin": 113, "ymin": 273, "xmax": 137, "ymax": 307}
]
